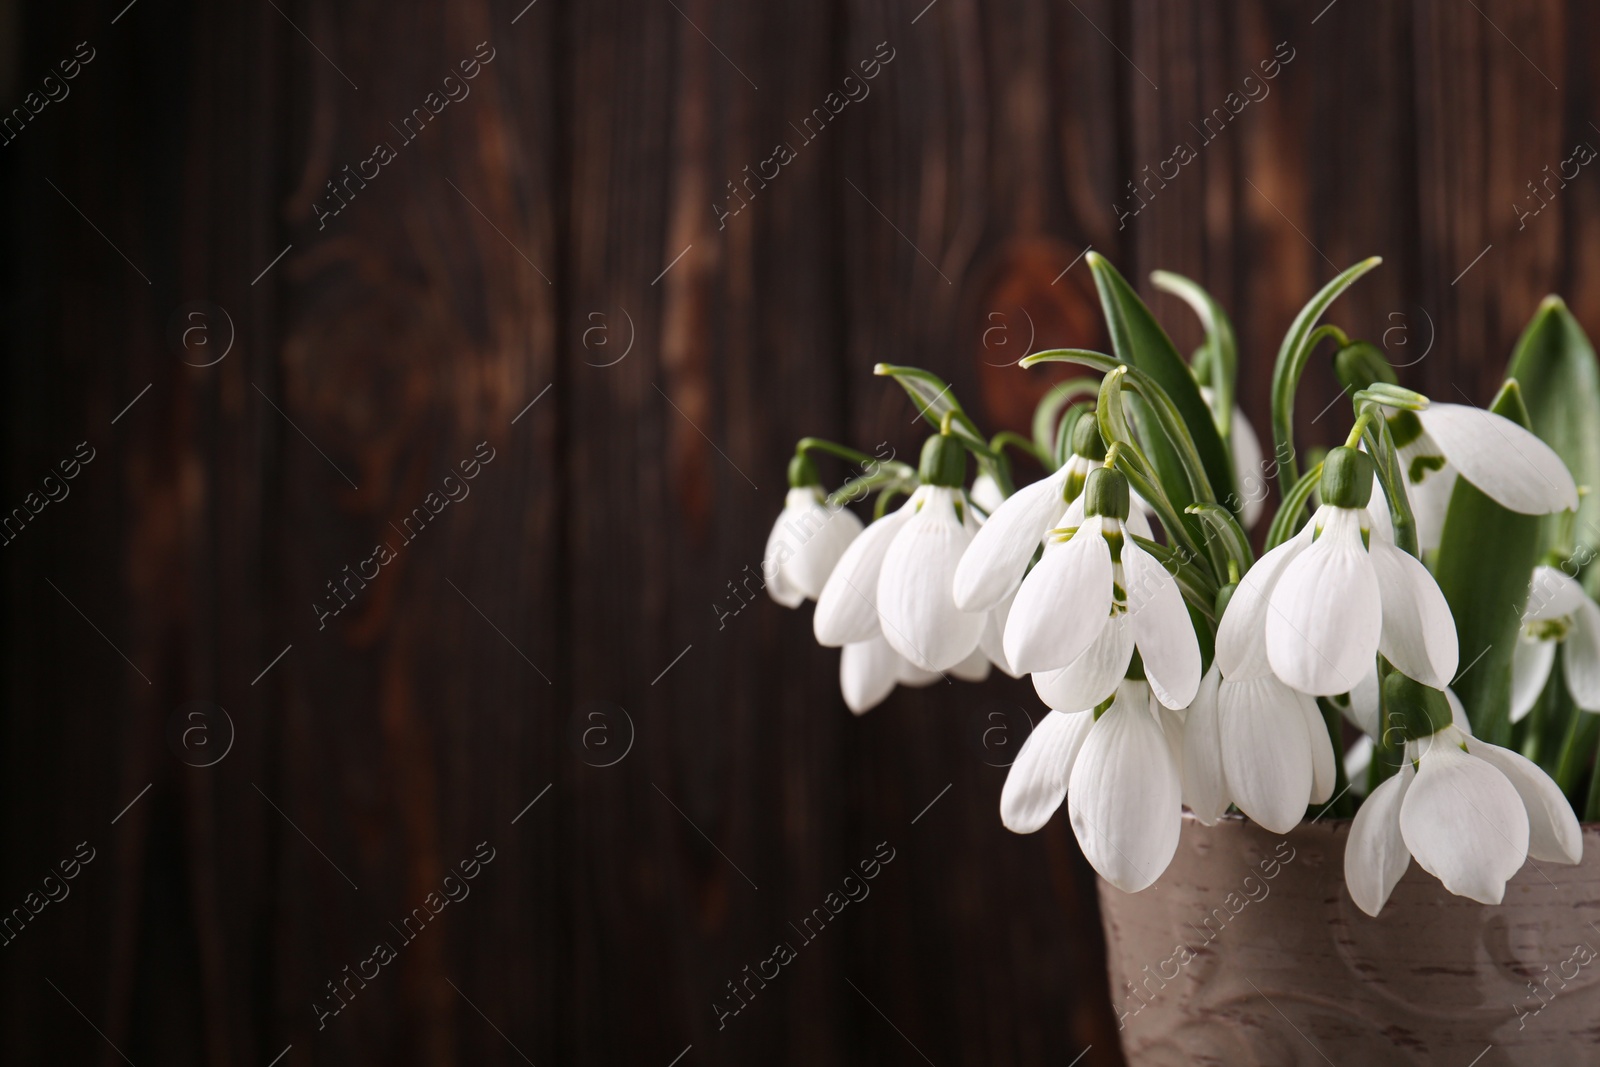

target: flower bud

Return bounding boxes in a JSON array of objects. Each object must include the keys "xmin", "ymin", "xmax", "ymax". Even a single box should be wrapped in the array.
[
  {"xmin": 1333, "ymin": 341, "xmax": 1398, "ymax": 396},
  {"xmin": 1383, "ymin": 672, "xmax": 1454, "ymax": 741},
  {"xmin": 1319, "ymin": 446, "xmax": 1376, "ymax": 510},
  {"xmin": 918, "ymin": 432, "xmax": 967, "ymax": 488},
  {"xmin": 1083, "ymin": 467, "xmax": 1130, "ymax": 520},
  {"xmin": 787, "ymin": 452, "xmax": 821, "ymax": 488},
  {"xmin": 1071, "ymin": 410, "xmax": 1107, "ymax": 461}
]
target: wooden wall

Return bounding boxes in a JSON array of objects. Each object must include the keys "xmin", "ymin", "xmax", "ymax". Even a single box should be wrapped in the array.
[{"xmin": 3, "ymin": 0, "xmax": 1597, "ymax": 1063}]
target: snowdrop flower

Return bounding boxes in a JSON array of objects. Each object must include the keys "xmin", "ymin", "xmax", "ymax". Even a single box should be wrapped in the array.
[
  {"xmin": 1252, "ymin": 446, "xmax": 1457, "ymax": 696},
  {"xmin": 863, "ymin": 433, "xmax": 985, "ymax": 672},
  {"xmin": 838, "ymin": 634, "xmax": 940, "ymax": 714},
  {"xmin": 953, "ymin": 414, "xmax": 1108, "ymax": 614},
  {"xmin": 1374, "ymin": 400, "xmax": 1578, "ymax": 553},
  {"xmin": 1004, "ymin": 468, "xmax": 1200, "ymax": 711},
  {"xmin": 1511, "ymin": 563, "xmax": 1600, "ymax": 722},
  {"xmin": 1000, "ymin": 677, "xmax": 1187, "ymax": 892},
  {"xmin": 762, "ymin": 454, "xmax": 863, "ymax": 606},
  {"xmin": 1182, "ymin": 662, "xmax": 1336, "ymax": 833},
  {"xmin": 1345, "ymin": 674, "xmax": 1581, "ymax": 916}
]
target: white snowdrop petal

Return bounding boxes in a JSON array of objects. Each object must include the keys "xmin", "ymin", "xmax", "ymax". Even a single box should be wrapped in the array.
[
  {"xmin": 1369, "ymin": 535, "xmax": 1459, "ymax": 688},
  {"xmin": 952, "ymin": 469, "xmax": 1067, "ymax": 613},
  {"xmin": 763, "ymin": 500, "xmax": 808, "ymax": 607},
  {"xmin": 1266, "ymin": 508, "xmax": 1382, "ymax": 696},
  {"xmin": 1344, "ymin": 761, "xmax": 1413, "ymax": 917},
  {"xmin": 1032, "ymin": 612, "xmax": 1133, "ymax": 711},
  {"xmin": 1299, "ymin": 689, "xmax": 1337, "ymax": 804},
  {"xmin": 896, "ymin": 656, "xmax": 940, "ymax": 688},
  {"xmin": 1366, "ymin": 480, "xmax": 1396, "ymax": 545},
  {"xmin": 1126, "ymin": 499, "xmax": 1154, "ymax": 541},
  {"xmin": 812, "ymin": 504, "xmax": 914, "ymax": 646},
  {"xmin": 1000, "ymin": 710, "xmax": 1094, "ymax": 834},
  {"xmin": 1418, "ymin": 403, "xmax": 1579, "ymax": 515},
  {"xmin": 1399, "ymin": 742, "xmax": 1529, "ymax": 905},
  {"xmin": 1562, "ymin": 599, "xmax": 1600, "ymax": 711},
  {"xmin": 1215, "ymin": 526, "xmax": 1312, "ymax": 678},
  {"xmin": 787, "ymin": 497, "xmax": 865, "ymax": 598},
  {"xmin": 978, "ymin": 590, "xmax": 1022, "ymax": 678},
  {"xmin": 878, "ymin": 489, "xmax": 985, "ymax": 672},
  {"xmin": 1466, "ymin": 738, "xmax": 1583, "ymax": 865},
  {"xmin": 950, "ymin": 644, "xmax": 992, "ymax": 683},
  {"xmin": 1444, "ymin": 688, "xmax": 1474, "ymax": 737},
  {"xmin": 1218, "ymin": 676, "xmax": 1315, "ymax": 833},
  {"xmin": 1004, "ymin": 519, "xmax": 1114, "ymax": 675},
  {"xmin": 1124, "ymin": 538, "xmax": 1201, "ymax": 708},
  {"xmin": 1524, "ymin": 564, "xmax": 1589, "ymax": 623},
  {"xmin": 969, "ymin": 473, "xmax": 1006, "ymax": 517},
  {"xmin": 1343, "ymin": 661, "xmax": 1382, "ymax": 737},
  {"xmin": 1181, "ymin": 666, "xmax": 1230, "ymax": 825},
  {"xmin": 1510, "ymin": 637, "xmax": 1557, "ymax": 724},
  {"xmin": 1067, "ymin": 687, "xmax": 1183, "ymax": 892},
  {"xmin": 1344, "ymin": 735, "xmax": 1374, "ymax": 797},
  {"xmin": 1395, "ymin": 434, "xmax": 1458, "ymax": 554},
  {"xmin": 839, "ymin": 637, "xmax": 900, "ymax": 714}
]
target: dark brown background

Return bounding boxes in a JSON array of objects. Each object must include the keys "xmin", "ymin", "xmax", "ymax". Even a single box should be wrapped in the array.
[{"xmin": 2, "ymin": 0, "xmax": 1596, "ymax": 1063}]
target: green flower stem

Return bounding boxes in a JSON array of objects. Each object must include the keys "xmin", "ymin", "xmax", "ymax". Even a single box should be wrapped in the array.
[
  {"xmin": 990, "ymin": 430, "xmax": 1048, "ymax": 472},
  {"xmin": 1030, "ymin": 377, "xmax": 1101, "ymax": 463},
  {"xmin": 1269, "ymin": 257, "xmax": 1381, "ymax": 504},
  {"xmin": 1263, "ymin": 461, "xmax": 1324, "ymax": 550},
  {"xmin": 826, "ymin": 466, "xmax": 915, "ymax": 510},
  {"xmin": 1553, "ymin": 694, "xmax": 1600, "ymax": 794},
  {"xmin": 797, "ymin": 437, "xmax": 886, "ymax": 470},
  {"xmin": 1151, "ymin": 270, "xmax": 1238, "ymax": 443},
  {"xmin": 1584, "ymin": 723, "xmax": 1600, "ymax": 821},
  {"xmin": 1359, "ymin": 408, "xmax": 1420, "ymax": 558}
]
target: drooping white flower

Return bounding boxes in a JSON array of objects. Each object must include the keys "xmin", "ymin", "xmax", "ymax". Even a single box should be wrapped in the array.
[
  {"xmin": 874, "ymin": 484, "xmax": 984, "ymax": 671},
  {"xmin": 1510, "ymin": 564, "xmax": 1600, "ymax": 722},
  {"xmin": 1005, "ymin": 469, "xmax": 1199, "ymax": 710},
  {"xmin": 953, "ymin": 415, "xmax": 1108, "ymax": 615},
  {"xmin": 1343, "ymin": 676, "xmax": 1581, "ymax": 916},
  {"xmin": 763, "ymin": 477, "xmax": 863, "ymax": 606},
  {"xmin": 1192, "ymin": 549, "xmax": 1338, "ymax": 832},
  {"xmin": 1252, "ymin": 446, "xmax": 1457, "ymax": 697},
  {"xmin": 1375, "ymin": 401, "xmax": 1579, "ymax": 552},
  {"xmin": 838, "ymin": 633, "xmax": 940, "ymax": 714},
  {"xmin": 813, "ymin": 498, "xmax": 916, "ymax": 647},
  {"xmin": 1066, "ymin": 679, "xmax": 1186, "ymax": 892},
  {"xmin": 999, "ymin": 708, "xmax": 1095, "ymax": 833}
]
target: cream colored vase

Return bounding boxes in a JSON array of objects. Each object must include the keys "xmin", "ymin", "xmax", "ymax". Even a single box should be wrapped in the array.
[{"xmin": 1096, "ymin": 814, "xmax": 1600, "ymax": 1066}]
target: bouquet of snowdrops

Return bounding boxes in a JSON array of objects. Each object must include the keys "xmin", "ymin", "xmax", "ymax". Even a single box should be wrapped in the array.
[{"xmin": 763, "ymin": 254, "xmax": 1600, "ymax": 917}]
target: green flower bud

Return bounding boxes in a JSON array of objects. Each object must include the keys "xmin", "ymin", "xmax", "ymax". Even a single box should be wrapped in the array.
[
  {"xmin": 1071, "ymin": 411, "xmax": 1107, "ymax": 461},
  {"xmin": 787, "ymin": 452, "xmax": 821, "ymax": 489},
  {"xmin": 918, "ymin": 433, "xmax": 967, "ymax": 488},
  {"xmin": 1083, "ymin": 467, "xmax": 1130, "ymax": 520},
  {"xmin": 1214, "ymin": 581, "xmax": 1238, "ymax": 621},
  {"xmin": 1383, "ymin": 672, "xmax": 1454, "ymax": 741},
  {"xmin": 1319, "ymin": 446, "xmax": 1376, "ymax": 510},
  {"xmin": 1333, "ymin": 341, "xmax": 1399, "ymax": 396}
]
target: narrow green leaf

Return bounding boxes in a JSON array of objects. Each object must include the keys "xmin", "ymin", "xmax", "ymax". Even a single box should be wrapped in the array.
[
  {"xmin": 1269, "ymin": 258, "xmax": 1381, "ymax": 504},
  {"xmin": 1086, "ymin": 254, "xmax": 1238, "ymax": 518},
  {"xmin": 1432, "ymin": 381, "xmax": 1544, "ymax": 745},
  {"xmin": 1185, "ymin": 502, "xmax": 1255, "ymax": 574},
  {"xmin": 1504, "ymin": 296, "xmax": 1600, "ymax": 560},
  {"xmin": 1151, "ymin": 270, "xmax": 1237, "ymax": 443}
]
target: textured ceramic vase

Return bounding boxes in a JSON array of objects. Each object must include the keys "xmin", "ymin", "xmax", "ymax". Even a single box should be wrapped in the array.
[{"xmin": 1096, "ymin": 814, "xmax": 1600, "ymax": 1066}]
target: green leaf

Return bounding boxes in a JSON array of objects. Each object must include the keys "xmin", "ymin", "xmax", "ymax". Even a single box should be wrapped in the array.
[
  {"xmin": 1086, "ymin": 254, "xmax": 1238, "ymax": 519},
  {"xmin": 1432, "ymin": 380, "xmax": 1544, "ymax": 745},
  {"xmin": 1151, "ymin": 270, "xmax": 1237, "ymax": 444},
  {"xmin": 1269, "ymin": 258, "xmax": 1381, "ymax": 505},
  {"xmin": 1504, "ymin": 296, "xmax": 1600, "ymax": 560},
  {"xmin": 872, "ymin": 363, "xmax": 994, "ymax": 458}
]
